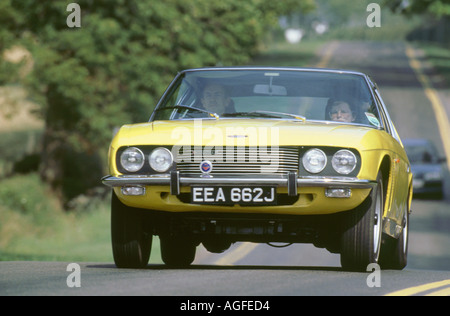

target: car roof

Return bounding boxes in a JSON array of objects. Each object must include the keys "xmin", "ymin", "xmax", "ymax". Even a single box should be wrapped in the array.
[{"xmin": 179, "ymin": 66, "xmax": 368, "ymax": 77}]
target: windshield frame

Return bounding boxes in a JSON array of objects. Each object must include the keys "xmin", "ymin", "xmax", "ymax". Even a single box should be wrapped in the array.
[{"xmin": 149, "ymin": 67, "xmax": 385, "ymax": 130}]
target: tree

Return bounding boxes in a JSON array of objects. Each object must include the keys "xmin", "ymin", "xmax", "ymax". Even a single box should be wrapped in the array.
[
  {"xmin": 384, "ymin": 0, "xmax": 449, "ymax": 45},
  {"xmin": 384, "ymin": 0, "xmax": 450, "ymax": 17},
  {"xmin": 1, "ymin": 0, "xmax": 314, "ymax": 207}
]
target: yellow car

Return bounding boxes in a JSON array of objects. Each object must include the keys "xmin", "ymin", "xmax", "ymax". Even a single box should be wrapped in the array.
[{"xmin": 102, "ymin": 67, "xmax": 413, "ymax": 271}]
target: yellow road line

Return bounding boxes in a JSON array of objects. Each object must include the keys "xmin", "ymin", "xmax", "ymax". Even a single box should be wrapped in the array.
[
  {"xmin": 214, "ymin": 243, "xmax": 259, "ymax": 265},
  {"xmin": 405, "ymin": 44, "xmax": 450, "ymax": 171},
  {"xmin": 385, "ymin": 279, "xmax": 450, "ymax": 296},
  {"xmin": 425, "ymin": 286, "xmax": 450, "ymax": 296},
  {"xmin": 316, "ymin": 41, "xmax": 339, "ymax": 68}
]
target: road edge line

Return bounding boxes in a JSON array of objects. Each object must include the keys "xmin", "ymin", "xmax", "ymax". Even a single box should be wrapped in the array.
[{"xmin": 385, "ymin": 279, "xmax": 450, "ymax": 296}]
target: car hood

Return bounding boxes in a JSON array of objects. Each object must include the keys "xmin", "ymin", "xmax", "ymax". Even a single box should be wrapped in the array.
[{"xmin": 112, "ymin": 119, "xmax": 389, "ymax": 150}]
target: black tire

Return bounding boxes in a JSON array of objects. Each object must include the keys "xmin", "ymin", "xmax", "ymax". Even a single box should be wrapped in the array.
[
  {"xmin": 379, "ymin": 206, "xmax": 409, "ymax": 270},
  {"xmin": 160, "ymin": 235, "xmax": 196, "ymax": 268},
  {"xmin": 111, "ymin": 191, "xmax": 152, "ymax": 269},
  {"xmin": 340, "ymin": 172, "xmax": 384, "ymax": 271}
]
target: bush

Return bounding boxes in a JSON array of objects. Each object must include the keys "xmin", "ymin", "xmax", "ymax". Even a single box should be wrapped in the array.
[{"xmin": 0, "ymin": 173, "xmax": 112, "ymax": 261}]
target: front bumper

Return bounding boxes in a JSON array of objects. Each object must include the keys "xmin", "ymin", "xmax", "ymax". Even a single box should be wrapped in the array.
[
  {"xmin": 102, "ymin": 171, "xmax": 376, "ymax": 194},
  {"xmin": 102, "ymin": 172, "xmax": 376, "ymax": 215}
]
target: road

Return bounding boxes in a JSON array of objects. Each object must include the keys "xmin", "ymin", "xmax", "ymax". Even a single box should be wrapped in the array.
[{"xmin": 1, "ymin": 41, "xmax": 449, "ymax": 297}]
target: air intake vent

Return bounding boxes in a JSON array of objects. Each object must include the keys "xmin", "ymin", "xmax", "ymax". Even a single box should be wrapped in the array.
[{"xmin": 176, "ymin": 146, "xmax": 299, "ymax": 175}]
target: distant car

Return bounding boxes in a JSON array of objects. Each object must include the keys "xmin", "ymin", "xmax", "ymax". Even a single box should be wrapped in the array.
[
  {"xmin": 403, "ymin": 138, "xmax": 445, "ymax": 199},
  {"xmin": 102, "ymin": 67, "xmax": 413, "ymax": 271}
]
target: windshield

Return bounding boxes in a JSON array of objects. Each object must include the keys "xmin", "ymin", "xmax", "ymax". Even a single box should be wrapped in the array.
[{"xmin": 151, "ymin": 69, "xmax": 382, "ymax": 128}]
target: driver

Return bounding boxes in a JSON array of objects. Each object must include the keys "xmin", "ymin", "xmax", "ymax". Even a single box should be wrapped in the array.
[{"xmin": 200, "ymin": 83, "xmax": 231, "ymax": 115}]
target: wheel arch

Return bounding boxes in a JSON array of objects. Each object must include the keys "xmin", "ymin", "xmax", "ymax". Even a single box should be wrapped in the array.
[
  {"xmin": 378, "ymin": 154, "xmax": 392, "ymax": 218},
  {"xmin": 379, "ymin": 155, "xmax": 391, "ymax": 200}
]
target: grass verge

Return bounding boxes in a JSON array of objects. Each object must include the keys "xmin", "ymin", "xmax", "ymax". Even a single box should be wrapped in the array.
[{"xmin": 0, "ymin": 173, "xmax": 163, "ymax": 263}]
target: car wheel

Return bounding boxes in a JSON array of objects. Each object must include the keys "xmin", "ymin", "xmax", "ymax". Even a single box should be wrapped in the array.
[
  {"xmin": 111, "ymin": 191, "xmax": 152, "ymax": 269},
  {"xmin": 379, "ymin": 205, "xmax": 409, "ymax": 270},
  {"xmin": 340, "ymin": 171, "xmax": 384, "ymax": 271},
  {"xmin": 160, "ymin": 235, "xmax": 196, "ymax": 268}
]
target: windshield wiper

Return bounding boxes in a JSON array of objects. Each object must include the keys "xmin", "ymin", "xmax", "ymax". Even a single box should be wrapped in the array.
[
  {"xmin": 154, "ymin": 105, "xmax": 220, "ymax": 119},
  {"xmin": 223, "ymin": 111, "xmax": 306, "ymax": 121}
]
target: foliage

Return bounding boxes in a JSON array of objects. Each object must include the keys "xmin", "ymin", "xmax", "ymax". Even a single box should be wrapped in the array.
[
  {"xmin": 383, "ymin": 0, "xmax": 450, "ymax": 47},
  {"xmin": 384, "ymin": 0, "xmax": 450, "ymax": 17},
  {"xmin": 0, "ymin": 0, "xmax": 314, "ymax": 205}
]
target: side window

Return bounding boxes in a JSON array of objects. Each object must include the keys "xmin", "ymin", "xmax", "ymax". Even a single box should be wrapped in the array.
[
  {"xmin": 373, "ymin": 92, "xmax": 390, "ymax": 133},
  {"xmin": 374, "ymin": 89, "xmax": 403, "ymax": 144}
]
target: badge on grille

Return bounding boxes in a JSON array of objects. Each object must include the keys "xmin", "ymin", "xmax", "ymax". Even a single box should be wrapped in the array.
[{"xmin": 200, "ymin": 160, "xmax": 213, "ymax": 174}]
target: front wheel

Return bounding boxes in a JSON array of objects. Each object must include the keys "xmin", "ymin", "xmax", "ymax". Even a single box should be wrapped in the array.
[
  {"xmin": 340, "ymin": 172, "xmax": 384, "ymax": 271},
  {"xmin": 111, "ymin": 191, "xmax": 152, "ymax": 269}
]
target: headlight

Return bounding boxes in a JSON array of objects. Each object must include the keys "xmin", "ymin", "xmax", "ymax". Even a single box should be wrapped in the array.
[
  {"xmin": 302, "ymin": 149, "xmax": 327, "ymax": 173},
  {"xmin": 332, "ymin": 150, "xmax": 357, "ymax": 174},
  {"xmin": 149, "ymin": 147, "xmax": 173, "ymax": 172},
  {"xmin": 120, "ymin": 147, "xmax": 145, "ymax": 172}
]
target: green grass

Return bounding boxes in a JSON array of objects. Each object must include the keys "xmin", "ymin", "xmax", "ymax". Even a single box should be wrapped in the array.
[
  {"xmin": 0, "ymin": 173, "xmax": 164, "ymax": 263},
  {"xmin": 0, "ymin": 173, "xmax": 107, "ymax": 261}
]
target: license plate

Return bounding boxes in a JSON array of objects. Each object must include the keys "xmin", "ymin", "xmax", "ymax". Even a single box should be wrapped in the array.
[{"xmin": 191, "ymin": 186, "xmax": 277, "ymax": 205}]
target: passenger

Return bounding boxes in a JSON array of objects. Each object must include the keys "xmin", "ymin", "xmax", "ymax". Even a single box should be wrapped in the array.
[{"xmin": 327, "ymin": 100, "xmax": 356, "ymax": 123}]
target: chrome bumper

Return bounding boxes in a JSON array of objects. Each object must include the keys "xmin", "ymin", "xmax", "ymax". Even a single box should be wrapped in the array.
[{"xmin": 102, "ymin": 171, "xmax": 376, "ymax": 196}]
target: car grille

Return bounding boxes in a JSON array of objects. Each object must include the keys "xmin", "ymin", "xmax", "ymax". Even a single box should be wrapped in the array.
[{"xmin": 175, "ymin": 146, "xmax": 299, "ymax": 175}]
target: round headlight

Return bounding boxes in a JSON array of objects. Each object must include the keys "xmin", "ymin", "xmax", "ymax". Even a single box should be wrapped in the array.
[
  {"xmin": 332, "ymin": 150, "xmax": 357, "ymax": 174},
  {"xmin": 149, "ymin": 147, "xmax": 173, "ymax": 172},
  {"xmin": 302, "ymin": 149, "xmax": 327, "ymax": 173},
  {"xmin": 120, "ymin": 147, "xmax": 145, "ymax": 172}
]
